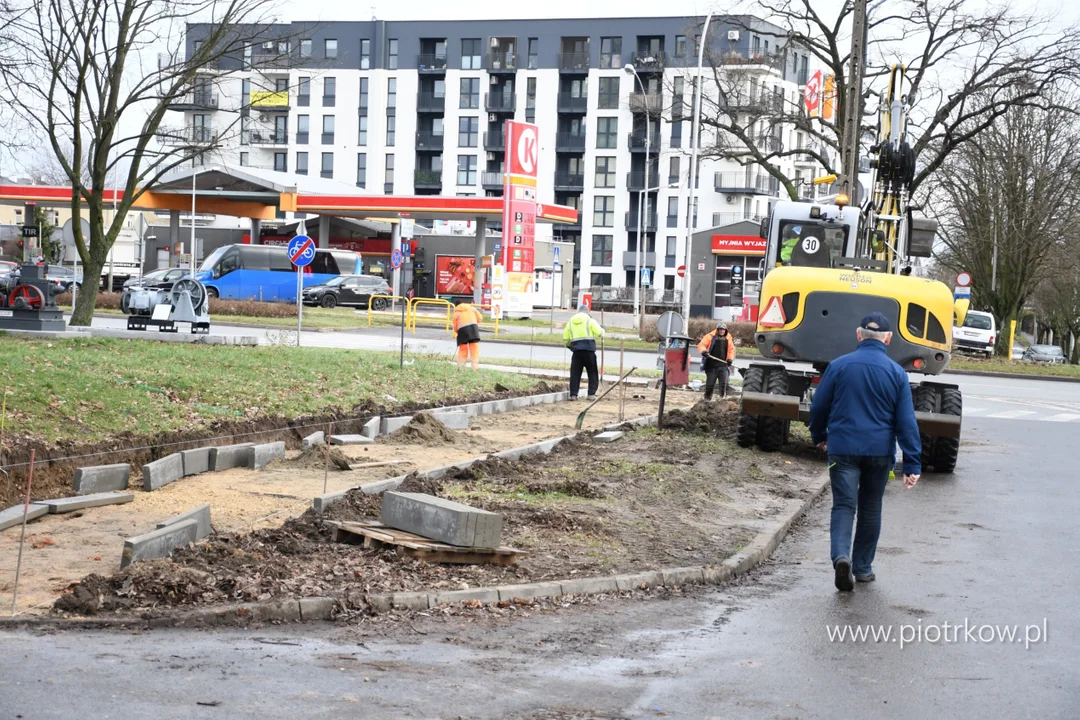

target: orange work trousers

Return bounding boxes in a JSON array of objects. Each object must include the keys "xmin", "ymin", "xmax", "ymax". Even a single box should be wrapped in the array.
[{"xmin": 456, "ymin": 341, "xmax": 480, "ymax": 369}]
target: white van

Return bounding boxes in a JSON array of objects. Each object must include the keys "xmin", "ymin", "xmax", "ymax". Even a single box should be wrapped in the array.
[{"xmin": 954, "ymin": 310, "xmax": 996, "ymax": 357}]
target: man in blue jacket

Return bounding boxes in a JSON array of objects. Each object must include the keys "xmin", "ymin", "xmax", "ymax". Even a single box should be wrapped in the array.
[{"xmin": 809, "ymin": 312, "xmax": 922, "ymax": 592}]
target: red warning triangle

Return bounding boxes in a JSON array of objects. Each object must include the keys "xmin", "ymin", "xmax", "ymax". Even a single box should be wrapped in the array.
[{"xmin": 759, "ymin": 296, "xmax": 786, "ymax": 327}]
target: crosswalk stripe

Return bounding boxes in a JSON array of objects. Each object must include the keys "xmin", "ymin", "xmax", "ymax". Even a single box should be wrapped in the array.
[
  {"xmin": 1039, "ymin": 413, "xmax": 1080, "ymax": 423},
  {"xmin": 963, "ymin": 407, "xmax": 988, "ymax": 415},
  {"xmin": 986, "ymin": 410, "xmax": 1037, "ymax": 419}
]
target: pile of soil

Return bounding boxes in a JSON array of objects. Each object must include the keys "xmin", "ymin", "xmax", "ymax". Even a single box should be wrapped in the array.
[
  {"xmin": 384, "ymin": 412, "xmax": 457, "ymax": 445},
  {"xmin": 663, "ymin": 399, "xmax": 740, "ymax": 437},
  {"xmin": 290, "ymin": 445, "xmax": 353, "ymax": 471}
]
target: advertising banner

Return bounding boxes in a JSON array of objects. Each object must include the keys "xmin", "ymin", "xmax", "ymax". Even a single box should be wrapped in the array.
[
  {"xmin": 711, "ymin": 235, "xmax": 768, "ymax": 256},
  {"xmin": 435, "ymin": 255, "xmax": 476, "ymax": 296},
  {"xmin": 502, "ymin": 120, "xmax": 540, "ymax": 316}
]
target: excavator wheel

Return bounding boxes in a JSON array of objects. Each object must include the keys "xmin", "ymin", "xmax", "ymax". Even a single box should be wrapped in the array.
[
  {"xmin": 735, "ymin": 367, "xmax": 765, "ymax": 447},
  {"xmin": 913, "ymin": 384, "xmax": 937, "ymax": 471},
  {"xmin": 929, "ymin": 388, "xmax": 962, "ymax": 473},
  {"xmin": 758, "ymin": 369, "xmax": 790, "ymax": 452}
]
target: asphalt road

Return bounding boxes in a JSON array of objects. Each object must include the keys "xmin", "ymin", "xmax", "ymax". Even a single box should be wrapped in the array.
[{"xmin": 1, "ymin": 372, "xmax": 1076, "ymax": 718}]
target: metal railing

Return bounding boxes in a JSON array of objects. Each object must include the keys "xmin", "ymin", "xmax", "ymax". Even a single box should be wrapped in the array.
[
  {"xmin": 624, "ymin": 211, "xmax": 658, "ymax": 231},
  {"xmin": 714, "ymin": 171, "xmax": 780, "ymax": 194},
  {"xmin": 485, "ymin": 92, "xmax": 516, "ymax": 112},
  {"xmin": 416, "ymin": 91, "xmax": 446, "ymax": 112},
  {"xmin": 628, "ymin": 132, "xmax": 660, "ymax": 151},
  {"xmin": 481, "ymin": 171, "xmax": 504, "ymax": 187},
  {"xmin": 415, "ymin": 131, "xmax": 444, "ymax": 151},
  {"xmin": 557, "ymin": 93, "xmax": 589, "ymax": 112},
  {"xmin": 484, "ymin": 130, "xmax": 505, "ymax": 151},
  {"xmin": 553, "ymin": 171, "xmax": 585, "ymax": 189},
  {"xmin": 159, "ymin": 126, "xmax": 217, "ymax": 145},
  {"xmin": 558, "ymin": 52, "xmax": 590, "ymax": 71},
  {"xmin": 169, "ymin": 90, "xmax": 219, "ymax": 109},
  {"xmin": 555, "ymin": 132, "xmax": 586, "ymax": 151},
  {"xmin": 485, "ymin": 51, "xmax": 518, "ymax": 71},
  {"xmin": 414, "ymin": 169, "xmax": 442, "ymax": 187},
  {"xmin": 632, "ymin": 51, "xmax": 666, "ymax": 70},
  {"xmin": 407, "ymin": 297, "xmax": 454, "ymax": 335},
  {"xmin": 417, "ymin": 53, "xmax": 448, "ymax": 71},
  {"xmin": 626, "ymin": 171, "xmax": 660, "ymax": 191},
  {"xmin": 712, "ymin": 212, "xmax": 764, "ymax": 227},
  {"xmin": 629, "ymin": 92, "xmax": 662, "ymax": 114}
]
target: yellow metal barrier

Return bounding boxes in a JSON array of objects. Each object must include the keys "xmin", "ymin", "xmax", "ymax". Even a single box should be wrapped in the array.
[
  {"xmin": 367, "ymin": 294, "xmax": 406, "ymax": 326},
  {"xmin": 408, "ymin": 298, "xmax": 454, "ymax": 335}
]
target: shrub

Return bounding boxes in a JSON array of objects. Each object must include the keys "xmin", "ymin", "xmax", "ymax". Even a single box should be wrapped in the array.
[
  {"xmin": 55, "ymin": 291, "xmax": 122, "ymax": 310},
  {"xmin": 640, "ymin": 317, "xmax": 756, "ymax": 347}
]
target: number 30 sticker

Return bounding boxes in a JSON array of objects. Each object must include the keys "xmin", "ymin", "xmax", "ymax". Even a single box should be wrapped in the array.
[{"xmin": 802, "ymin": 237, "xmax": 821, "ymax": 253}]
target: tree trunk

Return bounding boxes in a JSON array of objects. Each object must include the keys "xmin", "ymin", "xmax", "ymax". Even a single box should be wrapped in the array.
[{"xmin": 70, "ymin": 256, "xmax": 104, "ymax": 326}]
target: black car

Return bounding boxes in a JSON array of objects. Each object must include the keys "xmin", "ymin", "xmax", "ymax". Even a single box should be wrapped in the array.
[
  {"xmin": 122, "ymin": 268, "xmax": 189, "ymax": 289},
  {"xmin": 302, "ymin": 274, "xmax": 392, "ymax": 309},
  {"xmin": 1022, "ymin": 344, "xmax": 1067, "ymax": 364},
  {"xmin": 0, "ymin": 265, "xmax": 80, "ymax": 294}
]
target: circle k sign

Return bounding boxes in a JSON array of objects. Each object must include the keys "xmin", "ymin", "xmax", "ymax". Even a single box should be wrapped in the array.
[{"xmin": 517, "ymin": 126, "xmax": 538, "ymax": 175}]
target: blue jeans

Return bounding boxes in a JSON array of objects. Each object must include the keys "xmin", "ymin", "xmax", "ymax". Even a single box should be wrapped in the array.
[{"xmin": 829, "ymin": 454, "xmax": 892, "ymax": 577}]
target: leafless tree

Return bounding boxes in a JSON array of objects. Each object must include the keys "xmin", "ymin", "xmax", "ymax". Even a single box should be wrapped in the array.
[
  {"xmin": 680, "ymin": 0, "xmax": 1080, "ymax": 201},
  {"xmin": 930, "ymin": 98, "xmax": 1080, "ymax": 357},
  {"xmin": 0, "ymin": 0, "xmax": 291, "ymax": 325}
]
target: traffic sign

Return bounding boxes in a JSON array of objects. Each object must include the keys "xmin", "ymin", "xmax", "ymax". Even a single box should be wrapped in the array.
[
  {"xmin": 641, "ymin": 267, "xmax": 652, "ymax": 286},
  {"xmin": 390, "ymin": 249, "xmax": 404, "ymax": 269},
  {"xmin": 956, "ymin": 271, "xmax": 972, "ymax": 287},
  {"xmin": 553, "ymin": 246, "xmax": 560, "ymax": 260},
  {"xmin": 287, "ymin": 235, "xmax": 315, "ymax": 267},
  {"xmin": 677, "ymin": 265, "xmax": 686, "ymax": 278},
  {"xmin": 804, "ymin": 69, "xmax": 823, "ymax": 115}
]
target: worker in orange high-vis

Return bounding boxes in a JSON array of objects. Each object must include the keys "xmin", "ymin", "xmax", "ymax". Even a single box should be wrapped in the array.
[
  {"xmin": 697, "ymin": 321, "xmax": 736, "ymax": 400},
  {"xmin": 452, "ymin": 302, "xmax": 484, "ymax": 369}
]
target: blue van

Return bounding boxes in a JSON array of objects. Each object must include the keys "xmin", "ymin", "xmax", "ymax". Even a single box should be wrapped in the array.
[{"xmin": 195, "ymin": 244, "xmax": 363, "ymax": 302}]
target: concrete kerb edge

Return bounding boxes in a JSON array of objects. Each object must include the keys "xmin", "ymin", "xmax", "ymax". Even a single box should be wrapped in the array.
[{"xmin": 941, "ymin": 368, "xmax": 1080, "ymax": 384}]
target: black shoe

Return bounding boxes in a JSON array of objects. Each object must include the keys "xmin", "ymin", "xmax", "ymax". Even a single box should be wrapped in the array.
[
  {"xmin": 855, "ymin": 572, "xmax": 876, "ymax": 583},
  {"xmin": 834, "ymin": 557, "xmax": 855, "ymax": 592}
]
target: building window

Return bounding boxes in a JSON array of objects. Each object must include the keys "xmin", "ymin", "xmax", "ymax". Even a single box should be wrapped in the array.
[
  {"xmin": 241, "ymin": 78, "xmax": 251, "ymax": 106},
  {"xmin": 388, "ymin": 38, "xmax": 398, "ymax": 69},
  {"xmin": 385, "ymin": 154, "xmax": 395, "ymax": 189},
  {"xmin": 323, "ymin": 77, "xmax": 335, "ymax": 106},
  {"xmin": 675, "ymin": 35, "xmax": 687, "ymax": 58},
  {"xmin": 594, "ymin": 156, "xmax": 616, "ymax": 188},
  {"xmin": 274, "ymin": 152, "xmax": 287, "ymax": 173},
  {"xmin": 240, "ymin": 115, "xmax": 249, "ymax": 145},
  {"xmin": 598, "ymin": 77, "xmax": 620, "ymax": 109},
  {"xmin": 359, "ymin": 77, "xmax": 368, "ymax": 109},
  {"xmin": 671, "ymin": 120, "xmax": 682, "ymax": 148},
  {"xmin": 673, "ymin": 76, "xmax": 685, "ymax": 120},
  {"xmin": 322, "ymin": 115, "xmax": 335, "ymax": 143},
  {"xmin": 593, "ymin": 196, "xmax": 614, "ymax": 227},
  {"xmin": 458, "ymin": 116, "xmax": 478, "ymax": 147},
  {"xmin": 386, "ymin": 115, "xmax": 396, "ymax": 146},
  {"xmin": 321, "ymin": 152, "xmax": 333, "ymax": 178},
  {"xmin": 460, "ymin": 77, "xmax": 479, "ymax": 108},
  {"xmin": 457, "ymin": 155, "xmax": 477, "ymax": 185},
  {"xmin": 356, "ymin": 153, "xmax": 367, "ymax": 188},
  {"xmin": 528, "ymin": 38, "xmax": 538, "ymax": 69},
  {"xmin": 297, "ymin": 77, "xmax": 310, "ymax": 106},
  {"xmin": 590, "ymin": 273, "xmax": 612, "ymax": 287},
  {"xmin": 668, "ymin": 156, "xmax": 680, "ymax": 184},
  {"xmin": 667, "ymin": 197, "xmax": 679, "ymax": 227},
  {"xmin": 325, "ymin": 39, "xmax": 338, "ymax": 59},
  {"xmin": 599, "ymin": 37, "xmax": 622, "ymax": 68},
  {"xmin": 526, "ymin": 76, "xmax": 537, "ymax": 122},
  {"xmin": 360, "ymin": 39, "xmax": 371, "ymax": 69},
  {"xmin": 239, "ymin": 151, "xmax": 248, "ymax": 167},
  {"xmin": 461, "ymin": 38, "xmax": 481, "ymax": 69},
  {"xmin": 296, "ymin": 152, "xmax": 308, "ymax": 175},
  {"xmin": 596, "ymin": 117, "xmax": 618, "ymax": 148},
  {"xmin": 387, "ymin": 78, "xmax": 397, "ymax": 107},
  {"xmin": 357, "ymin": 115, "xmax": 368, "ymax": 145},
  {"xmin": 296, "ymin": 115, "xmax": 309, "ymax": 144},
  {"xmin": 275, "ymin": 77, "xmax": 288, "ymax": 93},
  {"xmin": 666, "ymin": 235, "xmax": 677, "ymax": 257},
  {"xmin": 300, "ymin": 39, "xmax": 312, "ymax": 57},
  {"xmin": 591, "ymin": 235, "xmax": 613, "ymax": 266}
]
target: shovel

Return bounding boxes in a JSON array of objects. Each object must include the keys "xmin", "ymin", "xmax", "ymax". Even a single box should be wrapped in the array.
[{"xmin": 575, "ymin": 367, "xmax": 637, "ymax": 430}]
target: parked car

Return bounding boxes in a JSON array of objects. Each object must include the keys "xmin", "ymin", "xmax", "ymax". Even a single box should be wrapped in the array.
[
  {"xmin": 953, "ymin": 310, "xmax": 996, "ymax": 358},
  {"xmin": 1022, "ymin": 344, "xmax": 1067, "ymax": 364},
  {"xmin": 0, "ymin": 265, "xmax": 80, "ymax": 294},
  {"xmin": 0, "ymin": 260, "xmax": 17, "ymax": 274},
  {"xmin": 301, "ymin": 274, "xmax": 392, "ymax": 309},
  {"xmin": 122, "ymin": 268, "xmax": 189, "ymax": 289}
]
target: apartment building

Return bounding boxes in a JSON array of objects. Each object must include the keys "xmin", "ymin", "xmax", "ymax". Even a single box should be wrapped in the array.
[{"xmin": 171, "ymin": 15, "xmax": 822, "ymax": 303}]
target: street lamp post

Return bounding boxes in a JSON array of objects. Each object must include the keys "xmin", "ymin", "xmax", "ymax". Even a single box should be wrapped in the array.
[
  {"xmin": 625, "ymin": 64, "xmax": 651, "ymax": 326},
  {"xmin": 682, "ymin": 11, "xmax": 714, "ymax": 320}
]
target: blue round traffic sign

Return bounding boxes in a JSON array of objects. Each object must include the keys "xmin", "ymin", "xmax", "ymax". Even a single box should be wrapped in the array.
[
  {"xmin": 390, "ymin": 249, "xmax": 404, "ymax": 269},
  {"xmin": 288, "ymin": 235, "xmax": 316, "ymax": 267}
]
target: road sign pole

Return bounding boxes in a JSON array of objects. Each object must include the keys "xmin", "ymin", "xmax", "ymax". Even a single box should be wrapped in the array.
[
  {"xmin": 399, "ymin": 265, "xmax": 406, "ymax": 369},
  {"xmin": 296, "ymin": 266, "xmax": 303, "ymax": 346},
  {"xmin": 549, "ymin": 265, "xmax": 557, "ymax": 333}
]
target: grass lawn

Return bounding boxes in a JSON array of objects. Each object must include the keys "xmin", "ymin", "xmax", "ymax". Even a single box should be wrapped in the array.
[
  {"xmin": 0, "ymin": 336, "xmax": 537, "ymax": 443},
  {"xmin": 947, "ymin": 357, "xmax": 1080, "ymax": 378}
]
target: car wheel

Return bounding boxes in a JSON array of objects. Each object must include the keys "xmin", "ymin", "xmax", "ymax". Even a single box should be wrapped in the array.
[
  {"xmin": 372, "ymin": 297, "xmax": 388, "ymax": 311},
  {"xmin": 205, "ymin": 286, "xmax": 219, "ymax": 299},
  {"xmin": 320, "ymin": 294, "xmax": 338, "ymax": 309}
]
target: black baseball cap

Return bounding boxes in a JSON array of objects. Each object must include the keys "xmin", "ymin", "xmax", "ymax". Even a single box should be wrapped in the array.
[{"xmin": 860, "ymin": 312, "xmax": 892, "ymax": 333}]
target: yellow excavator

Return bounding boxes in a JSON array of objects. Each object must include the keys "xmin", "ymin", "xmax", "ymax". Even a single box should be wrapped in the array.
[{"xmin": 736, "ymin": 31, "xmax": 970, "ymax": 472}]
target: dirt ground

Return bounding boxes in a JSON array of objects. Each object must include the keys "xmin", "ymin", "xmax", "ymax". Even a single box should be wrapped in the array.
[
  {"xmin": 0, "ymin": 388, "xmax": 695, "ymax": 615},
  {"xmin": 45, "ymin": 400, "xmax": 827, "ymax": 618}
]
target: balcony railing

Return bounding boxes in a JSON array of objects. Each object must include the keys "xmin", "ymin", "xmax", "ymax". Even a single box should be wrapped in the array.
[
  {"xmin": 250, "ymin": 130, "xmax": 288, "ymax": 145},
  {"xmin": 624, "ymin": 211, "xmax": 658, "ymax": 232},
  {"xmin": 712, "ymin": 211, "xmax": 765, "ymax": 227},
  {"xmin": 158, "ymin": 126, "xmax": 217, "ymax": 146},
  {"xmin": 553, "ymin": 171, "xmax": 584, "ymax": 190},
  {"xmin": 558, "ymin": 52, "xmax": 590, "ymax": 71},
  {"xmin": 626, "ymin": 171, "xmax": 660, "ymax": 191},
  {"xmin": 714, "ymin": 171, "xmax": 780, "ymax": 194},
  {"xmin": 484, "ymin": 130, "xmax": 505, "ymax": 151},
  {"xmin": 415, "ymin": 131, "xmax": 444, "ymax": 151},
  {"xmin": 555, "ymin": 132, "xmax": 586, "ymax": 152},
  {"xmin": 414, "ymin": 169, "xmax": 442, "ymax": 188},
  {"xmin": 250, "ymin": 90, "xmax": 290, "ymax": 110},
  {"xmin": 622, "ymin": 251, "xmax": 657, "ymax": 269},
  {"xmin": 485, "ymin": 92, "xmax": 516, "ymax": 113},
  {"xmin": 632, "ymin": 51, "xmax": 666, "ymax": 71},
  {"xmin": 168, "ymin": 90, "xmax": 219, "ymax": 110},
  {"xmin": 720, "ymin": 52, "xmax": 785, "ymax": 70},
  {"xmin": 481, "ymin": 171, "xmax": 504, "ymax": 188},
  {"xmin": 629, "ymin": 92, "xmax": 662, "ymax": 114},
  {"xmin": 417, "ymin": 91, "xmax": 446, "ymax": 112},
  {"xmin": 158, "ymin": 53, "xmax": 222, "ymax": 71},
  {"xmin": 417, "ymin": 54, "xmax": 448, "ymax": 72},
  {"xmin": 486, "ymin": 51, "xmax": 518, "ymax": 72},
  {"xmin": 627, "ymin": 132, "xmax": 660, "ymax": 152},
  {"xmin": 557, "ymin": 93, "xmax": 588, "ymax": 112}
]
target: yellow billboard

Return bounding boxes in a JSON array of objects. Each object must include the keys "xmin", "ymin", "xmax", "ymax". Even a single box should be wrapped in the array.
[{"xmin": 250, "ymin": 90, "xmax": 289, "ymax": 108}]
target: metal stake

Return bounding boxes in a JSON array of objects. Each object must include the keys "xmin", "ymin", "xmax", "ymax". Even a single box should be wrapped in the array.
[
  {"xmin": 10, "ymin": 449, "xmax": 35, "ymax": 617},
  {"xmin": 323, "ymin": 422, "xmax": 333, "ymax": 494},
  {"xmin": 619, "ymin": 340, "xmax": 626, "ymax": 421}
]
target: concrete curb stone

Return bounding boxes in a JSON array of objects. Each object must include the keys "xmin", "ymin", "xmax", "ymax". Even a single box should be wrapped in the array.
[
  {"xmin": 120, "ymin": 518, "xmax": 199, "ymax": 569},
  {"xmin": 301, "ymin": 431, "xmax": 325, "ymax": 449},
  {"xmin": 37, "ymin": 492, "xmax": 134, "ymax": 514},
  {"xmin": 157, "ymin": 504, "xmax": 212, "ymax": 540},
  {"xmin": 495, "ymin": 581, "xmax": 565, "ymax": 602},
  {"xmin": 615, "ymin": 571, "xmax": 664, "ymax": 592},
  {"xmin": 431, "ymin": 588, "xmax": 501, "ymax": 605},
  {"xmin": 72, "ymin": 464, "xmax": 130, "ymax": 495},
  {"xmin": 180, "ymin": 448, "xmax": 212, "ymax": 477},
  {"xmin": 142, "ymin": 453, "xmax": 184, "ymax": 491},
  {"xmin": 252, "ymin": 441, "xmax": 286, "ymax": 469},
  {"xmin": 211, "ymin": 443, "xmax": 255, "ymax": 471},
  {"xmin": 0, "ymin": 504, "xmax": 49, "ymax": 532},
  {"xmin": 361, "ymin": 417, "xmax": 381, "ymax": 439}
]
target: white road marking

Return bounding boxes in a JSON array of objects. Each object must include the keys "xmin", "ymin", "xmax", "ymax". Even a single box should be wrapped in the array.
[
  {"xmin": 985, "ymin": 410, "xmax": 1037, "ymax": 419},
  {"xmin": 1039, "ymin": 413, "xmax": 1080, "ymax": 423},
  {"xmin": 962, "ymin": 407, "xmax": 988, "ymax": 415}
]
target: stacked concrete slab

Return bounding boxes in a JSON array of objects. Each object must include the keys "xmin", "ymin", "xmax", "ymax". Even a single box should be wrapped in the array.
[
  {"xmin": 381, "ymin": 491, "xmax": 503, "ymax": 549},
  {"xmin": 72, "ymin": 464, "xmax": 130, "ymax": 495}
]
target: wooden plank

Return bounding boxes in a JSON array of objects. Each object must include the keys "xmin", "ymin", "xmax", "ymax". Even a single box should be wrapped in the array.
[{"xmin": 330, "ymin": 519, "xmax": 524, "ymax": 565}]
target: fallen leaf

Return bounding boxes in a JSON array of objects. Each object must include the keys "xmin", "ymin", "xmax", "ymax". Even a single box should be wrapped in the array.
[{"xmin": 32, "ymin": 537, "xmax": 55, "ymax": 549}]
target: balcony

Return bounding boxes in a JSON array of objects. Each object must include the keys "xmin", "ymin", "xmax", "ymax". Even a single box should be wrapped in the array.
[
  {"xmin": 720, "ymin": 52, "xmax": 785, "ymax": 70},
  {"xmin": 158, "ymin": 53, "xmax": 222, "ymax": 72},
  {"xmin": 558, "ymin": 52, "xmax": 590, "ymax": 72},
  {"xmin": 484, "ymin": 130, "xmax": 505, "ymax": 152},
  {"xmin": 624, "ymin": 211, "xmax": 658, "ymax": 232},
  {"xmin": 794, "ymin": 150, "xmax": 817, "ymax": 165},
  {"xmin": 486, "ymin": 51, "xmax": 518, "ymax": 72},
  {"xmin": 626, "ymin": 171, "xmax": 660, "ymax": 191},
  {"xmin": 555, "ymin": 132, "xmax": 586, "ymax": 152},
  {"xmin": 553, "ymin": 171, "xmax": 584, "ymax": 190},
  {"xmin": 622, "ymin": 251, "xmax": 657, "ymax": 269},
  {"xmin": 417, "ymin": 91, "xmax": 446, "ymax": 112},
  {"xmin": 632, "ymin": 51, "xmax": 666, "ymax": 71},
  {"xmin": 485, "ymin": 92, "xmax": 516, "ymax": 113},
  {"xmin": 756, "ymin": 135, "xmax": 784, "ymax": 152},
  {"xmin": 158, "ymin": 126, "xmax": 217, "ymax": 146},
  {"xmin": 714, "ymin": 171, "xmax": 780, "ymax": 195},
  {"xmin": 628, "ymin": 131, "xmax": 660, "ymax": 152},
  {"xmin": 415, "ymin": 131, "xmax": 444, "ymax": 151},
  {"xmin": 481, "ymin": 171, "xmax": 504, "ymax": 189},
  {"xmin": 557, "ymin": 93, "xmax": 588, "ymax": 113},
  {"xmin": 250, "ymin": 90, "xmax": 290, "ymax": 111},
  {"xmin": 712, "ymin": 212, "xmax": 764, "ymax": 227},
  {"xmin": 250, "ymin": 130, "xmax": 288, "ymax": 146},
  {"xmin": 167, "ymin": 90, "xmax": 219, "ymax": 111},
  {"xmin": 414, "ymin": 169, "xmax": 442, "ymax": 189},
  {"xmin": 629, "ymin": 92, "xmax": 662, "ymax": 114},
  {"xmin": 417, "ymin": 54, "xmax": 448, "ymax": 73}
]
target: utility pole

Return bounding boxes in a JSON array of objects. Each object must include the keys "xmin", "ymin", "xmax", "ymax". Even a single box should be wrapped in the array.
[{"xmin": 839, "ymin": 0, "xmax": 868, "ymax": 207}]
